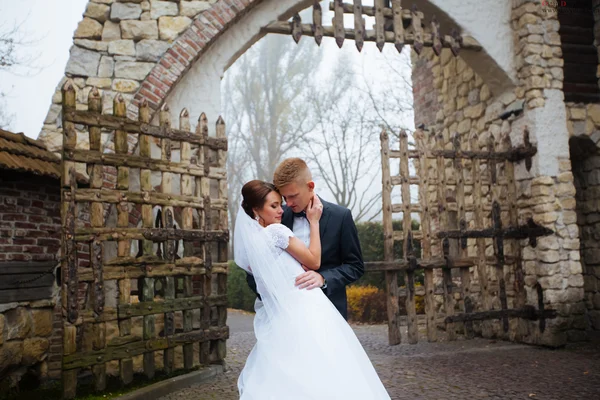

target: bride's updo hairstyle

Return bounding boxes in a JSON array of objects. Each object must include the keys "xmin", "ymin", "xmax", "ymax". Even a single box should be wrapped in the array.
[{"xmin": 241, "ymin": 180, "xmax": 278, "ymax": 218}]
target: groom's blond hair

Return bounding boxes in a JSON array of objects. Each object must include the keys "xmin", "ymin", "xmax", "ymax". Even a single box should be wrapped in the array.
[{"xmin": 273, "ymin": 158, "xmax": 312, "ymax": 188}]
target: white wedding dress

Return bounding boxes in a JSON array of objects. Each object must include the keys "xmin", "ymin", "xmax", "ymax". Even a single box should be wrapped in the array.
[{"xmin": 234, "ymin": 208, "xmax": 390, "ymax": 400}]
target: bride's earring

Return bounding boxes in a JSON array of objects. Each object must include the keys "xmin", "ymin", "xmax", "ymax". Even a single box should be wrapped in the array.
[{"xmin": 255, "ymin": 215, "xmax": 260, "ymax": 222}]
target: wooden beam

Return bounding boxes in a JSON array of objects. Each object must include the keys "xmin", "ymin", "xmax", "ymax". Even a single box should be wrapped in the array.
[
  {"xmin": 62, "ymin": 110, "xmax": 227, "ymax": 151},
  {"xmin": 262, "ymin": 22, "xmax": 482, "ymax": 52}
]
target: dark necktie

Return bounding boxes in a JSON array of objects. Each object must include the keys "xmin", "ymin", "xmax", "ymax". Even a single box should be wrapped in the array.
[{"xmin": 293, "ymin": 211, "xmax": 307, "ymax": 219}]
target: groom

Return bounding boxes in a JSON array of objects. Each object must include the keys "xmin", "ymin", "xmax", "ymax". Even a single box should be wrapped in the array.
[{"xmin": 246, "ymin": 158, "xmax": 364, "ymax": 319}]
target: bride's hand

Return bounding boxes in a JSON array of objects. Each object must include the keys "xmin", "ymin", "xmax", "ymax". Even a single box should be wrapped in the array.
[{"xmin": 306, "ymin": 195, "xmax": 323, "ymax": 224}]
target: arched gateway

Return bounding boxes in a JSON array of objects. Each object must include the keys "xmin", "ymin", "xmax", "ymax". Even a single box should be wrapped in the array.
[{"xmin": 27, "ymin": 0, "xmax": 594, "ymax": 397}]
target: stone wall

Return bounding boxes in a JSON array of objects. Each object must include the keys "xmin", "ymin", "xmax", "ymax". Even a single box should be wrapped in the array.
[
  {"xmin": 39, "ymin": 0, "xmax": 218, "ymax": 152},
  {"xmin": 0, "ymin": 172, "xmax": 63, "ymax": 389},
  {"xmin": 410, "ymin": 0, "xmax": 587, "ymax": 346},
  {"xmin": 565, "ymin": 103, "xmax": 600, "ymax": 331}
]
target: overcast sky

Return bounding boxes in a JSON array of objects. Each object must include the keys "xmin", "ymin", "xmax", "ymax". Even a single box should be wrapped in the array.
[
  {"xmin": 0, "ymin": 0, "xmax": 414, "ymax": 141},
  {"xmin": 0, "ymin": 0, "xmax": 88, "ymax": 138}
]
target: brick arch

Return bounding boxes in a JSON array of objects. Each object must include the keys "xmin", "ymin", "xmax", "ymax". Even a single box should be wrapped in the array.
[
  {"xmin": 38, "ymin": 0, "xmax": 513, "ymax": 151},
  {"xmin": 130, "ymin": 0, "xmax": 314, "ymax": 119},
  {"xmin": 131, "ymin": 0, "xmax": 514, "ymax": 121}
]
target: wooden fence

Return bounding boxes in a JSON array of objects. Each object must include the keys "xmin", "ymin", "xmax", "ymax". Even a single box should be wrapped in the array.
[
  {"xmin": 60, "ymin": 82, "xmax": 229, "ymax": 398},
  {"xmin": 368, "ymin": 127, "xmax": 556, "ymax": 345}
]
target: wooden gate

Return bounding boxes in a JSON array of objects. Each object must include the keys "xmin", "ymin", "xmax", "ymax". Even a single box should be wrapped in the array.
[
  {"xmin": 60, "ymin": 82, "xmax": 229, "ymax": 398},
  {"xmin": 370, "ymin": 127, "xmax": 557, "ymax": 345}
]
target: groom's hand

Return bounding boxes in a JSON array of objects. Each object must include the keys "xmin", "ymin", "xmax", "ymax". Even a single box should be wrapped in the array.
[{"xmin": 295, "ymin": 271, "xmax": 324, "ymax": 290}]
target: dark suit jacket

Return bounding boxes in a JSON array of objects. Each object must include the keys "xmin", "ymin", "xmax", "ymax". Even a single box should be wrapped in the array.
[{"xmin": 245, "ymin": 198, "xmax": 364, "ymax": 319}]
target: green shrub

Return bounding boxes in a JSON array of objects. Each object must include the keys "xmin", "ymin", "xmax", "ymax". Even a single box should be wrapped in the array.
[
  {"xmin": 227, "ymin": 260, "xmax": 256, "ymax": 312},
  {"xmin": 354, "ymin": 220, "xmax": 423, "ymax": 290}
]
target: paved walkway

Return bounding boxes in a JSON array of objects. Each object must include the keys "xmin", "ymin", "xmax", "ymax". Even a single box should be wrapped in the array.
[{"xmin": 160, "ymin": 310, "xmax": 600, "ymax": 400}]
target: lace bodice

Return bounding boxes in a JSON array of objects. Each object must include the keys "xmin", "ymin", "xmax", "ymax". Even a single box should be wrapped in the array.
[{"xmin": 264, "ymin": 223, "xmax": 295, "ymax": 256}]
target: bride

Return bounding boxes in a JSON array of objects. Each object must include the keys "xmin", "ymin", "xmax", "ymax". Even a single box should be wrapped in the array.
[{"xmin": 234, "ymin": 180, "xmax": 390, "ymax": 399}]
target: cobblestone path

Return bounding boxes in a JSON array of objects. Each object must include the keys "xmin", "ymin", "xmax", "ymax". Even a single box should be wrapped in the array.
[{"xmin": 160, "ymin": 310, "xmax": 600, "ymax": 400}]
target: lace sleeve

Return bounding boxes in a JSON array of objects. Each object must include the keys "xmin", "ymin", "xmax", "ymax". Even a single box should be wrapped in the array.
[{"xmin": 266, "ymin": 224, "xmax": 295, "ymax": 250}]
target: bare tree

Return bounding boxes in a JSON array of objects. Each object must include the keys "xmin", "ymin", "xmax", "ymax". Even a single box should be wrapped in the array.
[
  {"xmin": 359, "ymin": 48, "xmax": 414, "ymax": 138},
  {"xmin": 0, "ymin": 16, "xmax": 39, "ymax": 129},
  {"xmin": 223, "ymin": 34, "xmax": 323, "ymax": 182},
  {"xmin": 303, "ymin": 54, "xmax": 382, "ymax": 221}
]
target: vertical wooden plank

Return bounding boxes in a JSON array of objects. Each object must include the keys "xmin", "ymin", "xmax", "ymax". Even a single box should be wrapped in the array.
[
  {"xmin": 113, "ymin": 95, "xmax": 133, "ymax": 386},
  {"xmin": 400, "ymin": 130, "xmax": 417, "ymax": 344},
  {"xmin": 118, "ymin": 278, "xmax": 133, "ymax": 385},
  {"xmin": 411, "ymin": 5, "xmax": 424, "ymax": 55},
  {"xmin": 375, "ymin": 0, "xmax": 385, "ymax": 51},
  {"xmin": 452, "ymin": 134, "xmax": 473, "ymax": 338},
  {"xmin": 159, "ymin": 105, "xmax": 175, "ymax": 374},
  {"xmin": 216, "ymin": 116, "xmax": 228, "ymax": 362},
  {"xmin": 139, "ymin": 100, "xmax": 154, "ymax": 258},
  {"xmin": 141, "ymin": 277, "xmax": 156, "ymax": 379},
  {"xmin": 436, "ymin": 133, "xmax": 456, "ymax": 341},
  {"xmin": 88, "ymin": 88, "xmax": 107, "ymax": 391},
  {"xmin": 503, "ymin": 134, "xmax": 526, "ymax": 340},
  {"xmin": 312, "ymin": 1, "xmax": 323, "ymax": 46},
  {"xmin": 415, "ymin": 129, "xmax": 436, "ymax": 342},
  {"xmin": 431, "ymin": 15, "xmax": 442, "ymax": 56},
  {"xmin": 115, "ymin": 95, "xmax": 131, "ymax": 259},
  {"xmin": 470, "ymin": 132, "xmax": 490, "ymax": 311},
  {"xmin": 164, "ymin": 276, "xmax": 176, "ymax": 374},
  {"xmin": 291, "ymin": 13, "xmax": 302, "ymax": 44},
  {"xmin": 380, "ymin": 129, "xmax": 401, "ymax": 345},
  {"xmin": 489, "ymin": 136, "xmax": 509, "ymax": 335},
  {"xmin": 62, "ymin": 324, "xmax": 78, "ymax": 399},
  {"xmin": 392, "ymin": 0, "xmax": 404, "ymax": 53},
  {"xmin": 61, "ymin": 81, "xmax": 77, "ymax": 188},
  {"xmin": 353, "ymin": 0, "xmax": 365, "ymax": 52},
  {"xmin": 61, "ymin": 82, "xmax": 79, "ymax": 326},
  {"xmin": 196, "ymin": 113, "xmax": 211, "ymax": 365},
  {"xmin": 334, "ymin": 0, "xmax": 345, "ymax": 48},
  {"xmin": 138, "ymin": 100, "xmax": 156, "ymax": 378},
  {"xmin": 179, "ymin": 109, "xmax": 195, "ymax": 370}
]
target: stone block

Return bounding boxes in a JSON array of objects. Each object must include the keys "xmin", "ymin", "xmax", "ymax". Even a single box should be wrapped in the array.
[
  {"xmin": 539, "ymin": 274, "xmax": 563, "ymax": 289},
  {"xmin": 588, "ymin": 104, "xmax": 600, "ymax": 126},
  {"xmin": 114, "ymin": 61, "xmax": 154, "ymax": 80},
  {"xmin": 569, "ymin": 107, "xmax": 586, "ymax": 121},
  {"xmin": 121, "ymin": 20, "xmax": 159, "ymax": 40},
  {"xmin": 113, "ymin": 79, "xmax": 140, "ymax": 93},
  {"xmin": 66, "ymin": 45, "xmax": 102, "ymax": 77},
  {"xmin": 102, "ymin": 20, "xmax": 121, "ymax": 41},
  {"xmin": 86, "ymin": 77, "xmax": 113, "ymax": 89},
  {"xmin": 566, "ymin": 287, "xmax": 584, "ymax": 303},
  {"xmin": 539, "ymin": 250, "xmax": 560, "ymax": 263},
  {"xmin": 0, "ymin": 314, "xmax": 3, "ymax": 345},
  {"xmin": 85, "ymin": 2, "xmax": 111, "ymax": 23},
  {"xmin": 74, "ymin": 39, "xmax": 109, "ymax": 52},
  {"xmin": 5, "ymin": 308, "xmax": 32, "ymax": 340},
  {"xmin": 180, "ymin": 1, "xmax": 212, "ymax": 17},
  {"xmin": 464, "ymin": 103, "xmax": 484, "ymax": 119},
  {"xmin": 109, "ymin": 39, "xmax": 136, "ymax": 56},
  {"xmin": 150, "ymin": 0, "xmax": 178, "ymax": 19},
  {"xmin": 98, "ymin": 56, "xmax": 115, "ymax": 78},
  {"xmin": 158, "ymin": 16, "xmax": 192, "ymax": 41},
  {"xmin": 111, "ymin": 2, "xmax": 143, "ymax": 21},
  {"xmin": 0, "ymin": 341, "xmax": 23, "ymax": 374},
  {"xmin": 22, "ymin": 338, "xmax": 49, "ymax": 366},
  {"xmin": 568, "ymin": 274, "xmax": 584, "ymax": 288},
  {"xmin": 74, "ymin": 17, "xmax": 103, "ymax": 39},
  {"xmin": 136, "ymin": 39, "xmax": 170, "ymax": 62},
  {"xmin": 31, "ymin": 309, "xmax": 53, "ymax": 337}
]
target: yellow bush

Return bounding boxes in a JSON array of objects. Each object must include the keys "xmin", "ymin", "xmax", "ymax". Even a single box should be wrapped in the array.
[{"xmin": 346, "ymin": 285, "xmax": 387, "ymax": 323}]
